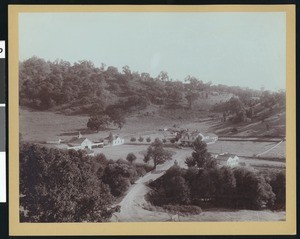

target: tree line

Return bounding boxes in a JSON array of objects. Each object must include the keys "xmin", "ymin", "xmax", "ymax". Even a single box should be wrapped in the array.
[{"xmin": 20, "ymin": 57, "xmax": 270, "ymax": 115}]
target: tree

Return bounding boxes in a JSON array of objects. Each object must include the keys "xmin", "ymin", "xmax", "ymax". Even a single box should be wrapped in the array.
[
  {"xmin": 144, "ymin": 138, "xmax": 172, "ymax": 169},
  {"xmin": 163, "ymin": 165, "xmax": 191, "ymax": 204},
  {"xmin": 87, "ymin": 115, "xmax": 111, "ymax": 132},
  {"xmin": 126, "ymin": 153, "xmax": 137, "ymax": 164},
  {"xmin": 233, "ymin": 168, "xmax": 275, "ymax": 209},
  {"xmin": 138, "ymin": 136, "xmax": 144, "ymax": 142},
  {"xmin": 156, "ymin": 71, "xmax": 169, "ymax": 81},
  {"xmin": 19, "ymin": 144, "xmax": 114, "ymax": 222},
  {"xmin": 130, "ymin": 137, "xmax": 136, "ymax": 142},
  {"xmin": 102, "ymin": 161, "xmax": 137, "ymax": 197},
  {"xmin": 270, "ymin": 171, "xmax": 286, "ymax": 209},
  {"xmin": 105, "ymin": 107, "xmax": 126, "ymax": 129},
  {"xmin": 122, "ymin": 65, "xmax": 131, "ymax": 75},
  {"xmin": 185, "ymin": 91, "xmax": 200, "ymax": 109},
  {"xmin": 108, "ymin": 132, "xmax": 114, "ymax": 143},
  {"xmin": 185, "ymin": 137, "xmax": 217, "ymax": 169}
]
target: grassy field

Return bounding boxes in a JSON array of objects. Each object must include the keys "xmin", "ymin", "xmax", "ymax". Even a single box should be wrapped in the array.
[
  {"xmin": 20, "ymin": 108, "xmax": 89, "ymax": 142},
  {"xmin": 207, "ymin": 140, "xmax": 285, "ymax": 158},
  {"xmin": 20, "ymin": 108, "xmax": 212, "ymax": 143},
  {"xmin": 20, "ymin": 108, "xmax": 285, "ymax": 168}
]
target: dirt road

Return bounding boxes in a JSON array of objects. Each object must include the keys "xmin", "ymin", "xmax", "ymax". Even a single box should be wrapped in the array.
[{"xmin": 112, "ymin": 149, "xmax": 191, "ymax": 222}]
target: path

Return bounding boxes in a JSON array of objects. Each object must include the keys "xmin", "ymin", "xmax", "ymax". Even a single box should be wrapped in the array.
[
  {"xmin": 256, "ymin": 140, "xmax": 284, "ymax": 157},
  {"xmin": 112, "ymin": 149, "xmax": 191, "ymax": 222}
]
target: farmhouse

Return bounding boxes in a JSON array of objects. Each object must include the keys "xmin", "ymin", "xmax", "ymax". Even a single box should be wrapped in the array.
[
  {"xmin": 200, "ymin": 133, "xmax": 218, "ymax": 144},
  {"xmin": 67, "ymin": 132, "xmax": 103, "ymax": 150},
  {"xmin": 103, "ymin": 134, "xmax": 125, "ymax": 146},
  {"xmin": 112, "ymin": 135, "xmax": 124, "ymax": 146},
  {"xmin": 216, "ymin": 153, "xmax": 240, "ymax": 168},
  {"xmin": 180, "ymin": 131, "xmax": 218, "ymax": 146},
  {"xmin": 180, "ymin": 131, "xmax": 201, "ymax": 146}
]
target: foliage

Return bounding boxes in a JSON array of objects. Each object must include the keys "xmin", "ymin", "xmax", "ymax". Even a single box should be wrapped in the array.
[
  {"xmin": 146, "ymin": 137, "xmax": 151, "ymax": 143},
  {"xmin": 20, "ymin": 57, "xmax": 281, "ymax": 117},
  {"xmin": 148, "ymin": 144, "xmax": 279, "ymax": 211},
  {"xmin": 269, "ymin": 171, "xmax": 286, "ymax": 210},
  {"xmin": 185, "ymin": 137, "xmax": 217, "ymax": 169},
  {"xmin": 126, "ymin": 153, "xmax": 137, "ymax": 164},
  {"xmin": 138, "ymin": 136, "xmax": 144, "ymax": 142},
  {"xmin": 162, "ymin": 205, "xmax": 202, "ymax": 215},
  {"xmin": 130, "ymin": 137, "xmax": 136, "ymax": 142},
  {"xmin": 19, "ymin": 143, "xmax": 152, "ymax": 222},
  {"xmin": 87, "ymin": 115, "xmax": 111, "ymax": 132},
  {"xmin": 19, "ymin": 143, "xmax": 114, "ymax": 222},
  {"xmin": 144, "ymin": 138, "xmax": 173, "ymax": 169}
]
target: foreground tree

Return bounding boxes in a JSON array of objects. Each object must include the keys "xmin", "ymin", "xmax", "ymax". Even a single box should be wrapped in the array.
[
  {"xmin": 19, "ymin": 144, "xmax": 115, "ymax": 222},
  {"xmin": 144, "ymin": 138, "xmax": 172, "ymax": 169},
  {"xmin": 185, "ymin": 137, "xmax": 217, "ymax": 169}
]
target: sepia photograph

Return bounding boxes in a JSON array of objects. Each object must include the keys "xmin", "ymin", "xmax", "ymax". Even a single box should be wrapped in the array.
[{"xmin": 8, "ymin": 4, "xmax": 296, "ymax": 236}]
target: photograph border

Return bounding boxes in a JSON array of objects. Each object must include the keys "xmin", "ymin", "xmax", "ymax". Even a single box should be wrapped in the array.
[{"xmin": 8, "ymin": 4, "xmax": 296, "ymax": 236}]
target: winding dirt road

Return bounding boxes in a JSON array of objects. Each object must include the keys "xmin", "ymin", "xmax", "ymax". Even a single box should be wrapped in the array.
[{"xmin": 112, "ymin": 149, "xmax": 191, "ymax": 222}]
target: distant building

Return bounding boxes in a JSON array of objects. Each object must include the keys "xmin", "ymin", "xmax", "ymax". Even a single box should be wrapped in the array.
[
  {"xmin": 67, "ymin": 132, "xmax": 103, "ymax": 150},
  {"xmin": 103, "ymin": 134, "xmax": 124, "ymax": 146},
  {"xmin": 180, "ymin": 131, "xmax": 201, "ymax": 146},
  {"xmin": 180, "ymin": 131, "xmax": 218, "ymax": 146},
  {"xmin": 200, "ymin": 133, "xmax": 218, "ymax": 144},
  {"xmin": 216, "ymin": 153, "xmax": 239, "ymax": 168},
  {"xmin": 112, "ymin": 135, "xmax": 124, "ymax": 146}
]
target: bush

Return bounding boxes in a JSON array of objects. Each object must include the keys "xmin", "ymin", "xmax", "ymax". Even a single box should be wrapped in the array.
[
  {"xmin": 126, "ymin": 153, "xmax": 137, "ymax": 164},
  {"xmin": 130, "ymin": 137, "xmax": 136, "ymax": 142},
  {"xmin": 170, "ymin": 139, "xmax": 176, "ymax": 144},
  {"xmin": 146, "ymin": 137, "xmax": 151, "ymax": 143},
  {"xmin": 162, "ymin": 205, "xmax": 202, "ymax": 215},
  {"xmin": 162, "ymin": 139, "xmax": 167, "ymax": 143},
  {"xmin": 138, "ymin": 136, "xmax": 144, "ymax": 142}
]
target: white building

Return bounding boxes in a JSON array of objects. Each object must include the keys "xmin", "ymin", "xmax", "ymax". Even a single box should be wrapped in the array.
[
  {"xmin": 67, "ymin": 132, "xmax": 103, "ymax": 150},
  {"xmin": 180, "ymin": 131, "xmax": 218, "ymax": 146},
  {"xmin": 216, "ymin": 153, "xmax": 239, "ymax": 168}
]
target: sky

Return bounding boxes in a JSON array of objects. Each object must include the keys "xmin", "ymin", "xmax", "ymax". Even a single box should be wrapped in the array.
[{"xmin": 19, "ymin": 12, "xmax": 286, "ymax": 91}]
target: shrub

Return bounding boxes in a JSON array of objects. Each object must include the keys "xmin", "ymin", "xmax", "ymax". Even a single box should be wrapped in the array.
[
  {"xmin": 126, "ymin": 153, "xmax": 137, "ymax": 164},
  {"xmin": 170, "ymin": 139, "xmax": 176, "ymax": 144},
  {"xmin": 146, "ymin": 137, "xmax": 151, "ymax": 143},
  {"xmin": 138, "ymin": 136, "xmax": 144, "ymax": 142},
  {"xmin": 162, "ymin": 205, "xmax": 202, "ymax": 215},
  {"xmin": 130, "ymin": 137, "xmax": 136, "ymax": 142},
  {"xmin": 162, "ymin": 139, "xmax": 167, "ymax": 143}
]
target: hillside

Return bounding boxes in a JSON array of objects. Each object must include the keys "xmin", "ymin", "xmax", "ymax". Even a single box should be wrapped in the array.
[{"xmin": 19, "ymin": 57, "xmax": 286, "ymax": 138}]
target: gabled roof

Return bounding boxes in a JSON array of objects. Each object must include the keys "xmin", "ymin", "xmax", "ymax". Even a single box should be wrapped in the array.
[
  {"xmin": 68, "ymin": 137, "xmax": 90, "ymax": 146},
  {"xmin": 216, "ymin": 153, "xmax": 238, "ymax": 161}
]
